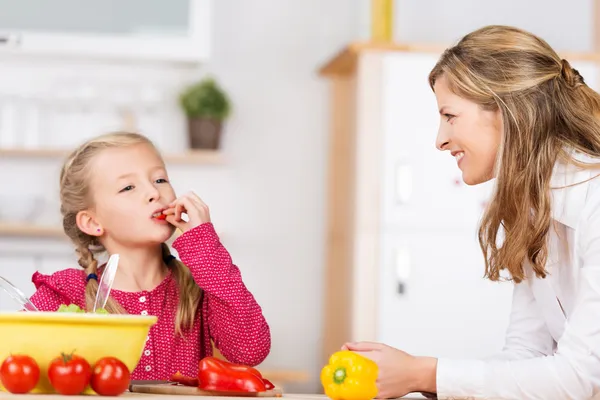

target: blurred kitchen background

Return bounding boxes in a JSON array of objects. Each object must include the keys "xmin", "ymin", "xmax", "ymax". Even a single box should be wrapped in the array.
[{"xmin": 0, "ymin": 0, "xmax": 597, "ymax": 394}]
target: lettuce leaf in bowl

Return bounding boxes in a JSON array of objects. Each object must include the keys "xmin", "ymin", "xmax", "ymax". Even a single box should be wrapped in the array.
[{"xmin": 57, "ymin": 304, "xmax": 108, "ymax": 314}]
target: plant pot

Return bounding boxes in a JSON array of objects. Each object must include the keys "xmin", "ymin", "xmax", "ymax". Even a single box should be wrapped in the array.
[{"xmin": 188, "ymin": 118, "xmax": 223, "ymax": 150}]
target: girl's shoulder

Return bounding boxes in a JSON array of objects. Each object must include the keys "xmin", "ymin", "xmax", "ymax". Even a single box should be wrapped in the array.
[{"xmin": 32, "ymin": 268, "xmax": 87, "ymax": 300}]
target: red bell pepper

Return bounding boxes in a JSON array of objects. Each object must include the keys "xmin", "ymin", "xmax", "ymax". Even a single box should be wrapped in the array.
[
  {"xmin": 263, "ymin": 379, "xmax": 275, "ymax": 390},
  {"xmin": 225, "ymin": 363, "xmax": 273, "ymax": 389},
  {"xmin": 171, "ymin": 371, "xmax": 199, "ymax": 387},
  {"xmin": 228, "ymin": 363, "xmax": 263, "ymax": 379},
  {"xmin": 197, "ymin": 357, "xmax": 266, "ymax": 393}
]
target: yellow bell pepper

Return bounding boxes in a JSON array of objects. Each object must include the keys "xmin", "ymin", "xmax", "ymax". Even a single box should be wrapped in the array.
[{"xmin": 321, "ymin": 350, "xmax": 378, "ymax": 400}]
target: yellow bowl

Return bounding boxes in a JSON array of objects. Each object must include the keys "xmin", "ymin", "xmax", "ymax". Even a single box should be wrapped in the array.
[{"xmin": 0, "ymin": 311, "xmax": 157, "ymax": 395}]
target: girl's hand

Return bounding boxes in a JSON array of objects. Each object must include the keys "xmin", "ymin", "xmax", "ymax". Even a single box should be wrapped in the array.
[
  {"xmin": 341, "ymin": 342, "xmax": 437, "ymax": 399},
  {"xmin": 163, "ymin": 191, "xmax": 211, "ymax": 233}
]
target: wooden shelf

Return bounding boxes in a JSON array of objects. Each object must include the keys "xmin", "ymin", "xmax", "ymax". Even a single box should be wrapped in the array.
[
  {"xmin": 319, "ymin": 41, "xmax": 600, "ymax": 77},
  {"xmin": 0, "ymin": 223, "xmax": 226, "ymax": 242},
  {"xmin": 0, "ymin": 223, "xmax": 66, "ymax": 239},
  {"xmin": 0, "ymin": 148, "xmax": 224, "ymax": 165}
]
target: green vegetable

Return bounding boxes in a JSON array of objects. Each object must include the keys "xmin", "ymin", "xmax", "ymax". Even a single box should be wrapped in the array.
[
  {"xmin": 56, "ymin": 304, "xmax": 108, "ymax": 314},
  {"xmin": 57, "ymin": 304, "xmax": 84, "ymax": 313}
]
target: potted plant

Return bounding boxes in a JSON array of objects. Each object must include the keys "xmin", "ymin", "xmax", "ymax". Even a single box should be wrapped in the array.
[{"xmin": 179, "ymin": 77, "xmax": 232, "ymax": 150}]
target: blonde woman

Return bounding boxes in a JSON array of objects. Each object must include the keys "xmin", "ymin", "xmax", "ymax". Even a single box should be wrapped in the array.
[{"xmin": 344, "ymin": 25, "xmax": 600, "ymax": 399}]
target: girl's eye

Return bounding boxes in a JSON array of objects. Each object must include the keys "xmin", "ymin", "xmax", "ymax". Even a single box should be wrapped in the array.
[
  {"xmin": 443, "ymin": 113, "xmax": 455, "ymax": 122},
  {"xmin": 156, "ymin": 178, "xmax": 168, "ymax": 184},
  {"xmin": 120, "ymin": 185, "xmax": 134, "ymax": 193}
]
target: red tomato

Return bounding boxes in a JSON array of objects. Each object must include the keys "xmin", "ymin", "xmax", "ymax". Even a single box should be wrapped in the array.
[
  {"xmin": 90, "ymin": 357, "xmax": 130, "ymax": 396},
  {"xmin": 48, "ymin": 353, "xmax": 92, "ymax": 395},
  {"xmin": 0, "ymin": 354, "xmax": 40, "ymax": 394}
]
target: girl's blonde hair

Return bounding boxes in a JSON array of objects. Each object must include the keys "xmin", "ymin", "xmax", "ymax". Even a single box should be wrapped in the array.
[
  {"xmin": 60, "ymin": 131, "xmax": 202, "ymax": 334},
  {"xmin": 429, "ymin": 25, "xmax": 600, "ymax": 283}
]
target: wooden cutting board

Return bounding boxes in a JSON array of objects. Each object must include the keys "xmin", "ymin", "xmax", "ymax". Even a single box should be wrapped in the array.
[{"xmin": 128, "ymin": 381, "xmax": 284, "ymax": 397}]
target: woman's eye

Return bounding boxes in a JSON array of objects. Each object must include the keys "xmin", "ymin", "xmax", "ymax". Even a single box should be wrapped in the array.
[
  {"xmin": 156, "ymin": 178, "xmax": 168, "ymax": 184},
  {"xmin": 444, "ymin": 113, "xmax": 455, "ymax": 122}
]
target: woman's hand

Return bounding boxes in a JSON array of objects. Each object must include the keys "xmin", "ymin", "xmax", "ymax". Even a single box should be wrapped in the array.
[
  {"xmin": 342, "ymin": 342, "xmax": 437, "ymax": 399},
  {"xmin": 163, "ymin": 191, "xmax": 211, "ymax": 233}
]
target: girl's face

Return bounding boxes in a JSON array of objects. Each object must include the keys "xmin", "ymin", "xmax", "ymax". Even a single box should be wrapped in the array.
[
  {"xmin": 433, "ymin": 75, "xmax": 503, "ymax": 185},
  {"xmin": 79, "ymin": 143, "xmax": 177, "ymax": 247}
]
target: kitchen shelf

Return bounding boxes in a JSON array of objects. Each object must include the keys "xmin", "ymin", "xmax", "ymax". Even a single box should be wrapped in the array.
[
  {"xmin": 0, "ymin": 223, "xmax": 65, "ymax": 239},
  {"xmin": 320, "ymin": 41, "xmax": 600, "ymax": 77},
  {"xmin": 0, "ymin": 223, "xmax": 227, "ymax": 242},
  {"xmin": 0, "ymin": 148, "xmax": 224, "ymax": 165}
]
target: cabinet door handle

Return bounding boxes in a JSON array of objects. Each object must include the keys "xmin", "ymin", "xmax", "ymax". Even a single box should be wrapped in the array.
[
  {"xmin": 394, "ymin": 162, "xmax": 412, "ymax": 204},
  {"xmin": 394, "ymin": 246, "xmax": 411, "ymax": 295}
]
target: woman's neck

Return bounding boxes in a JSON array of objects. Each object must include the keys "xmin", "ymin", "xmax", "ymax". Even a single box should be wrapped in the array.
[{"xmin": 102, "ymin": 243, "xmax": 168, "ymax": 293}]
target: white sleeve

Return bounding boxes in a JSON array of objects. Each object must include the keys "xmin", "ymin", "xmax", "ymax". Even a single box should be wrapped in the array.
[
  {"xmin": 482, "ymin": 280, "xmax": 554, "ymax": 362},
  {"xmin": 436, "ymin": 204, "xmax": 600, "ymax": 400}
]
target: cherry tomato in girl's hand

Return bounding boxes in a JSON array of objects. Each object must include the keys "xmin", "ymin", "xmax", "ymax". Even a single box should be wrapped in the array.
[
  {"xmin": 48, "ymin": 352, "xmax": 92, "ymax": 395},
  {"xmin": 90, "ymin": 357, "xmax": 130, "ymax": 396},
  {"xmin": 0, "ymin": 354, "xmax": 40, "ymax": 394}
]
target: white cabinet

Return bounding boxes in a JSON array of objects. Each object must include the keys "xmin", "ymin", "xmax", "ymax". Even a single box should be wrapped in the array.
[
  {"xmin": 377, "ymin": 231, "xmax": 512, "ymax": 359},
  {"xmin": 0, "ymin": 0, "xmax": 211, "ymax": 63},
  {"xmin": 376, "ymin": 52, "xmax": 513, "ymax": 359}
]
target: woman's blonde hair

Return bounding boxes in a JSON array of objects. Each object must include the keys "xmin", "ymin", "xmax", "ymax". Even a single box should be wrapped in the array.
[
  {"xmin": 60, "ymin": 131, "xmax": 202, "ymax": 334},
  {"xmin": 429, "ymin": 25, "xmax": 600, "ymax": 283}
]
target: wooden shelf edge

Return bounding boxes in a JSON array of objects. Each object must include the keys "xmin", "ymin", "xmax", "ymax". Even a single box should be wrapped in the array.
[
  {"xmin": 319, "ymin": 40, "xmax": 600, "ymax": 77},
  {"xmin": 0, "ymin": 223, "xmax": 226, "ymax": 242},
  {"xmin": 0, "ymin": 148, "xmax": 224, "ymax": 165},
  {"xmin": 0, "ymin": 223, "xmax": 66, "ymax": 239},
  {"xmin": 318, "ymin": 41, "xmax": 457, "ymax": 77}
]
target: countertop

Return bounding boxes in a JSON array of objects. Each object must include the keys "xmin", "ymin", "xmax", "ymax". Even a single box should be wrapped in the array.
[{"xmin": 0, "ymin": 393, "xmax": 431, "ymax": 400}]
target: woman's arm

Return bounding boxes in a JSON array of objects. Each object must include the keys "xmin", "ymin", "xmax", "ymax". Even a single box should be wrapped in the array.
[
  {"xmin": 482, "ymin": 280, "xmax": 554, "ymax": 362},
  {"xmin": 346, "ymin": 204, "xmax": 600, "ymax": 399}
]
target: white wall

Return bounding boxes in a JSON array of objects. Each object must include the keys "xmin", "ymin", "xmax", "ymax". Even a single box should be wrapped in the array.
[
  {"xmin": 358, "ymin": 0, "xmax": 594, "ymax": 53},
  {"xmin": 396, "ymin": 0, "xmax": 594, "ymax": 52},
  {"xmin": 200, "ymin": 0, "xmax": 360, "ymax": 391},
  {"xmin": 0, "ymin": 0, "xmax": 360, "ymax": 394}
]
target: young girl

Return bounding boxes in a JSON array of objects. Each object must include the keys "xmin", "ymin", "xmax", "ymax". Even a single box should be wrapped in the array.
[
  {"xmin": 29, "ymin": 132, "xmax": 270, "ymax": 380},
  {"xmin": 344, "ymin": 26, "xmax": 600, "ymax": 399}
]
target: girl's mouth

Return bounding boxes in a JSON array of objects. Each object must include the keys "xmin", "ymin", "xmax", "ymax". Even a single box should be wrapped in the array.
[{"xmin": 152, "ymin": 211, "xmax": 167, "ymax": 220}]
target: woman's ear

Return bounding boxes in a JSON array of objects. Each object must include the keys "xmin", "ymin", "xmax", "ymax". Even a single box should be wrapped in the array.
[{"xmin": 76, "ymin": 210, "xmax": 103, "ymax": 237}]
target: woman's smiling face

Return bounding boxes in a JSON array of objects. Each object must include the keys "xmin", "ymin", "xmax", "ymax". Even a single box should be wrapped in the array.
[{"xmin": 433, "ymin": 75, "xmax": 503, "ymax": 185}]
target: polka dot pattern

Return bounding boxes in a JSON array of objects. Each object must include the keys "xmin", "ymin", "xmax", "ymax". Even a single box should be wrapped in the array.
[{"xmin": 29, "ymin": 223, "xmax": 271, "ymax": 380}]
